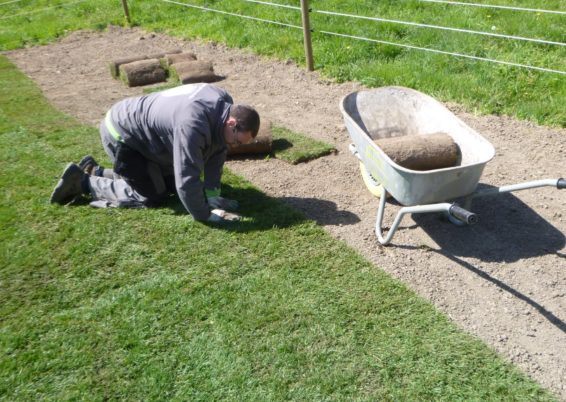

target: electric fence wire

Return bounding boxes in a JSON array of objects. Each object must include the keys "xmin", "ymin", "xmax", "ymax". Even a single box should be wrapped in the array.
[
  {"xmin": 242, "ymin": 0, "xmax": 566, "ymax": 16},
  {"xmin": 241, "ymin": 0, "xmax": 300, "ymax": 11},
  {"xmin": 239, "ymin": 0, "xmax": 565, "ymax": 47},
  {"xmin": 235, "ymin": 0, "xmax": 566, "ymax": 74},
  {"xmin": 0, "ymin": 0, "xmax": 88, "ymax": 19},
  {"xmin": 161, "ymin": 0, "xmax": 303, "ymax": 30},
  {"xmin": 89, "ymin": 12, "xmax": 118, "ymax": 29},
  {"xmin": 153, "ymin": 0, "xmax": 566, "ymax": 75},
  {"xmin": 418, "ymin": 0, "xmax": 566, "ymax": 15},
  {"xmin": 0, "ymin": 0, "xmax": 22, "ymax": 6},
  {"xmin": 314, "ymin": 9, "xmax": 566, "ymax": 47},
  {"xmin": 1, "ymin": 0, "xmax": 562, "ymax": 75},
  {"xmin": 318, "ymin": 29, "xmax": 566, "ymax": 75}
]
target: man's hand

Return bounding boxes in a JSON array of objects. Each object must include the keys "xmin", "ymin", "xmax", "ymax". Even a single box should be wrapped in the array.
[
  {"xmin": 207, "ymin": 208, "xmax": 241, "ymax": 223},
  {"xmin": 208, "ymin": 196, "xmax": 239, "ymax": 211}
]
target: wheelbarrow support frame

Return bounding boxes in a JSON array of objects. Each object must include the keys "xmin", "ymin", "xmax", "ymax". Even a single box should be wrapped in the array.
[{"xmin": 375, "ymin": 178, "xmax": 565, "ymax": 245}]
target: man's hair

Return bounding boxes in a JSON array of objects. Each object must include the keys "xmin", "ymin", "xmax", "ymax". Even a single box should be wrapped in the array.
[{"xmin": 230, "ymin": 104, "xmax": 260, "ymax": 138}]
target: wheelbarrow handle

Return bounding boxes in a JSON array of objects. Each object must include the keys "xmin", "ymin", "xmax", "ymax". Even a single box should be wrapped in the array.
[
  {"xmin": 449, "ymin": 204, "xmax": 478, "ymax": 225},
  {"xmin": 558, "ymin": 178, "xmax": 566, "ymax": 189}
]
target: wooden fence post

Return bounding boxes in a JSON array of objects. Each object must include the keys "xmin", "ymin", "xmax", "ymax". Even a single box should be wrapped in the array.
[
  {"xmin": 300, "ymin": 0, "xmax": 314, "ymax": 71},
  {"xmin": 121, "ymin": 0, "xmax": 131, "ymax": 24}
]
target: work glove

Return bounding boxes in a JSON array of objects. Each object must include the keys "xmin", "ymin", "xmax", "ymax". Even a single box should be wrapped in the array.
[
  {"xmin": 207, "ymin": 208, "xmax": 241, "ymax": 223},
  {"xmin": 208, "ymin": 196, "xmax": 239, "ymax": 211}
]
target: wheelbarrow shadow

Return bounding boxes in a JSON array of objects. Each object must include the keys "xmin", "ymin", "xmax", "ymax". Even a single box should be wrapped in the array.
[
  {"xmin": 410, "ymin": 184, "xmax": 566, "ymax": 334},
  {"xmin": 412, "ymin": 184, "xmax": 565, "ymax": 262}
]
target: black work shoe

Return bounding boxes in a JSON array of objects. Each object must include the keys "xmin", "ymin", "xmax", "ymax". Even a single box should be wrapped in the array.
[
  {"xmin": 50, "ymin": 163, "xmax": 86, "ymax": 204},
  {"xmin": 78, "ymin": 155, "xmax": 100, "ymax": 175}
]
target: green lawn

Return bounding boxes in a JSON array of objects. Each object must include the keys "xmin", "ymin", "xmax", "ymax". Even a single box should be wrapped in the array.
[
  {"xmin": 1, "ymin": 0, "xmax": 564, "ymax": 127},
  {"xmin": 0, "ymin": 55, "xmax": 557, "ymax": 400}
]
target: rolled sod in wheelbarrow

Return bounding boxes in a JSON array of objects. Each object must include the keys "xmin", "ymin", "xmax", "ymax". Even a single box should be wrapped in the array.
[
  {"xmin": 169, "ymin": 60, "xmax": 218, "ymax": 84},
  {"xmin": 374, "ymin": 132, "xmax": 460, "ymax": 170},
  {"xmin": 227, "ymin": 120, "xmax": 273, "ymax": 156},
  {"xmin": 109, "ymin": 49, "xmax": 181, "ymax": 79},
  {"xmin": 119, "ymin": 59, "xmax": 167, "ymax": 87}
]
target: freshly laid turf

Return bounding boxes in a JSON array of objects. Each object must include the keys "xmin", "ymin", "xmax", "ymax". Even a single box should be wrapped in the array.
[
  {"xmin": 272, "ymin": 125, "xmax": 336, "ymax": 164},
  {"xmin": 0, "ymin": 56, "xmax": 556, "ymax": 400},
  {"xmin": 0, "ymin": 0, "xmax": 564, "ymax": 127}
]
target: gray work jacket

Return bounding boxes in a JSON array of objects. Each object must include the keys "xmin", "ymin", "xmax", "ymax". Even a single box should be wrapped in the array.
[{"xmin": 108, "ymin": 83, "xmax": 232, "ymax": 221}]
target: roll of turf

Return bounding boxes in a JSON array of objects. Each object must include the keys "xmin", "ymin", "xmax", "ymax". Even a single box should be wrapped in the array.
[
  {"xmin": 374, "ymin": 132, "xmax": 460, "ymax": 171},
  {"xmin": 170, "ymin": 61, "xmax": 218, "ymax": 84},
  {"xmin": 227, "ymin": 120, "xmax": 273, "ymax": 156},
  {"xmin": 119, "ymin": 59, "xmax": 167, "ymax": 87}
]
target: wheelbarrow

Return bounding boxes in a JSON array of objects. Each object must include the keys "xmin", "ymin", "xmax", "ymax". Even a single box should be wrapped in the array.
[{"xmin": 339, "ymin": 86, "xmax": 565, "ymax": 245}]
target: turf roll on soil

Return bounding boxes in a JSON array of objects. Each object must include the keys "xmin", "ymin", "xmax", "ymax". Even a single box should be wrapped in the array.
[
  {"xmin": 109, "ymin": 49, "xmax": 181, "ymax": 78},
  {"xmin": 227, "ymin": 120, "xmax": 273, "ymax": 156},
  {"xmin": 119, "ymin": 59, "xmax": 167, "ymax": 87},
  {"xmin": 374, "ymin": 132, "xmax": 460, "ymax": 170},
  {"xmin": 161, "ymin": 52, "xmax": 197, "ymax": 68},
  {"xmin": 146, "ymin": 49, "xmax": 182, "ymax": 61},
  {"xmin": 170, "ymin": 60, "xmax": 218, "ymax": 84}
]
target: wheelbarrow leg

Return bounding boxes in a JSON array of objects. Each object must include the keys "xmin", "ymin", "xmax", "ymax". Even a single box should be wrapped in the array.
[{"xmin": 375, "ymin": 190, "xmax": 477, "ymax": 245}]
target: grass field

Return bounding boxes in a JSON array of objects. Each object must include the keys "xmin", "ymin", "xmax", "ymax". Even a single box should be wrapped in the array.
[
  {"xmin": 0, "ymin": 0, "xmax": 564, "ymax": 127},
  {"xmin": 0, "ymin": 54, "xmax": 558, "ymax": 400}
]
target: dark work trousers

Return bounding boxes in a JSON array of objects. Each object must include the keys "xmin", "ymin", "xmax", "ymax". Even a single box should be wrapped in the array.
[{"xmin": 86, "ymin": 122, "xmax": 169, "ymax": 208}]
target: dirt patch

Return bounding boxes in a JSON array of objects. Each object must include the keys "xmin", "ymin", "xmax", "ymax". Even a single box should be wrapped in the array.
[{"xmin": 5, "ymin": 26, "xmax": 566, "ymax": 398}]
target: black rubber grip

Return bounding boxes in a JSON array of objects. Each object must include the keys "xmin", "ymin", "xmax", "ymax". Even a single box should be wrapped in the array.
[
  {"xmin": 449, "ymin": 204, "xmax": 478, "ymax": 225},
  {"xmin": 558, "ymin": 178, "xmax": 566, "ymax": 189}
]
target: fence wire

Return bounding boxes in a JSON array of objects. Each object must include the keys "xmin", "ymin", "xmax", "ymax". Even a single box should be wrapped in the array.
[
  {"xmin": 160, "ymin": 0, "xmax": 564, "ymax": 75},
  {"xmin": 314, "ymin": 8, "xmax": 566, "ymax": 47},
  {"xmin": 417, "ymin": 0, "xmax": 566, "ymax": 15},
  {"xmin": 4, "ymin": 0, "xmax": 564, "ymax": 76},
  {"xmin": 241, "ymin": 0, "xmax": 300, "ymax": 11},
  {"xmin": 240, "ymin": 0, "xmax": 566, "ymax": 16},
  {"xmin": 0, "ymin": 0, "xmax": 22, "ymax": 6},
  {"xmin": 0, "ymin": 0, "xmax": 88, "ymax": 19},
  {"xmin": 318, "ymin": 29, "xmax": 566, "ymax": 75},
  {"xmin": 161, "ymin": 0, "xmax": 302, "ymax": 30}
]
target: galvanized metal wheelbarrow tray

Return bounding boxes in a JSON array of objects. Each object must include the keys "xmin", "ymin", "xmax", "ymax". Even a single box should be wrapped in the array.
[{"xmin": 340, "ymin": 86, "xmax": 565, "ymax": 245}]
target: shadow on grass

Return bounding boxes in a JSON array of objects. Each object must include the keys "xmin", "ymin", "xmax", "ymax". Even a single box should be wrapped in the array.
[
  {"xmin": 164, "ymin": 184, "xmax": 307, "ymax": 232},
  {"xmin": 271, "ymin": 138, "xmax": 293, "ymax": 153},
  {"xmin": 163, "ymin": 184, "xmax": 361, "ymax": 231},
  {"xmin": 70, "ymin": 183, "xmax": 354, "ymax": 233}
]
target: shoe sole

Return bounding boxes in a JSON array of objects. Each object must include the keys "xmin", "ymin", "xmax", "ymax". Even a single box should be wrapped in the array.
[{"xmin": 50, "ymin": 163, "xmax": 81, "ymax": 204}]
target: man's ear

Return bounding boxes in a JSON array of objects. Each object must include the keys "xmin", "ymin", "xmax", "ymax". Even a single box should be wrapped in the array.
[{"xmin": 226, "ymin": 117, "xmax": 237, "ymax": 128}]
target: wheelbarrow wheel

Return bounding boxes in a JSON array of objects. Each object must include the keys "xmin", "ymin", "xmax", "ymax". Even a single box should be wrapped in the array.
[{"xmin": 359, "ymin": 162, "xmax": 391, "ymax": 199}]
